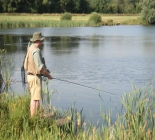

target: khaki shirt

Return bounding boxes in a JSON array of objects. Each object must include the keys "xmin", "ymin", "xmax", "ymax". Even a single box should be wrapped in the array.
[
  {"xmin": 32, "ymin": 47, "xmax": 44, "ymax": 71},
  {"xmin": 24, "ymin": 44, "xmax": 44, "ymax": 75}
]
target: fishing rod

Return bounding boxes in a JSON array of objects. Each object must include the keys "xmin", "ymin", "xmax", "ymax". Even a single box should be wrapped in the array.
[
  {"xmin": 0, "ymin": 77, "xmax": 122, "ymax": 98},
  {"xmin": 52, "ymin": 77, "xmax": 122, "ymax": 98}
]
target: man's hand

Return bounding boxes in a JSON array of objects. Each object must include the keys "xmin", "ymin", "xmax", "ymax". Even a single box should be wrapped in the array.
[
  {"xmin": 40, "ymin": 67, "xmax": 52, "ymax": 80},
  {"xmin": 48, "ymin": 74, "xmax": 53, "ymax": 79}
]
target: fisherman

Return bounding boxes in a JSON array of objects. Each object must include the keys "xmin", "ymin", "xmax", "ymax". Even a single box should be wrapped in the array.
[{"xmin": 24, "ymin": 32, "xmax": 52, "ymax": 117}]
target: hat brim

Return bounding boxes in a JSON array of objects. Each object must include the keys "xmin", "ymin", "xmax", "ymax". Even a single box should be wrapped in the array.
[{"xmin": 30, "ymin": 37, "xmax": 44, "ymax": 42}]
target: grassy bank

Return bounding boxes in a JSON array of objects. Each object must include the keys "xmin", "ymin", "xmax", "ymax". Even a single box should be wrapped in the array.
[
  {"xmin": 1, "ymin": 84, "xmax": 155, "ymax": 139},
  {"xmin": 0, "ymin": 13, "xmax": 142, "ymax": 28}
]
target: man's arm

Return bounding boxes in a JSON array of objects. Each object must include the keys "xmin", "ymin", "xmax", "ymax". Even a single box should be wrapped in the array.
[{"xmin": 33, "ymin": 49, "xmax": 52, "ymax": 79}]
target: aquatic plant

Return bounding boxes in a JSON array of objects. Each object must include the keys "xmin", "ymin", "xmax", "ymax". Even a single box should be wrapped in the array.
[
  {"xmin": 0, "ymin": 49, "xmax": 14, "ymax": 93},
  {"xmin": 100, "ymin": 83, "xmax": 155, "ymax": 139}
]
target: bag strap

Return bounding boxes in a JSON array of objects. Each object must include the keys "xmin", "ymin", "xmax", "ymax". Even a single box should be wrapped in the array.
[{"xmin": 21, "ymin": 41, "xmax": 31, "ymax": 84}]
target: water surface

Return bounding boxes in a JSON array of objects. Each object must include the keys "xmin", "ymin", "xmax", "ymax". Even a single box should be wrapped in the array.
[{"xmin": 0, "ymin": 25, "xmax": 155, "ymax": 125}]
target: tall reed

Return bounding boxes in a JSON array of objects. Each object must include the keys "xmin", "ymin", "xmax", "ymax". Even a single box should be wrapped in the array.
[
  {"xmin": 0, "ymin": 19, "xmax": 97, "ymax": 28},
  {"xmin": 0, "ymin": 49, "xmax": 14, "ymax": 93},
  {"xmin": 100, "ymin": 84, "xmax": 155, "ymax": 139}
]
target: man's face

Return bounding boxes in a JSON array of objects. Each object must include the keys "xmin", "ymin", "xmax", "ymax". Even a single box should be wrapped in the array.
[
  {"xmin": 36, "ymin": 40, "xmax": 43, "ymax": 48},
  {"xmin": 38, "ymin": 40, "xmax": 42, "ymax": 47}
]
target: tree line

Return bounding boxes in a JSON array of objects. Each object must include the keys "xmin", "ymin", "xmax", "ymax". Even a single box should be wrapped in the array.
[
  {"xmin": 0, "ymin": 0, "xmax": 155, "ymax": 24},
  {"xmin": 0, "ymin": 0, "xmax": 144, "ymax": 14}
]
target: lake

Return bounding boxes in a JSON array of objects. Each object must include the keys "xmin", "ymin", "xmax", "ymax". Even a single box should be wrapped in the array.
[{"xmin": 0, "ymin": 25, "xmax": 155, "ymax": 125}]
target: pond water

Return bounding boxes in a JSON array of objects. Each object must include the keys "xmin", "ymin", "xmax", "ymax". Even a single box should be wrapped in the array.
[{"xmin": 0, "ymin": 25, "xmax": 155, "ymax": 125}]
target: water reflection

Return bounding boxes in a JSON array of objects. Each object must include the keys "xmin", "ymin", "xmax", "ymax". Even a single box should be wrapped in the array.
[
  {"xmin": 48, "ymin": 36, "xmax": 80, "ymax": 53},
  {"xmin": 0, "ymin": 35, "xmax": 28, "ymax": 53}
]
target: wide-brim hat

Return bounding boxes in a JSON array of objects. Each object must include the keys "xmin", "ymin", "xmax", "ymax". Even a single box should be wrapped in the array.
[{"xmin": 30, "ymin": 32, "xmax": 45, "ymax": 42}]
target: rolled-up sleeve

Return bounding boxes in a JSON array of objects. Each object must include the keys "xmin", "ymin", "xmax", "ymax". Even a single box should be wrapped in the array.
[{"xmin": 32, "ymin": 49, "xmax": 44, "ymax": 71}]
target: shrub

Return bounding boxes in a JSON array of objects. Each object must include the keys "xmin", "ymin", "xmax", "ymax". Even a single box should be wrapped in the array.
[
  {"xmin": 141, "ymin": 0, "xmax": 155, "ymax": 24},
  {"xmin": 60, "ymin": 12, "xmax": 72, "ymax": 21},
  {"xmin": 88, "ymin": 12, "xmax": 102, "ymax": 24}
]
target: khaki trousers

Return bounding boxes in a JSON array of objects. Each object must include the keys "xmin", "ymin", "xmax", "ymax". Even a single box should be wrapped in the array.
[{"xmin": 27, "ymin": 75, "xmax": 42, "ymax": 100}]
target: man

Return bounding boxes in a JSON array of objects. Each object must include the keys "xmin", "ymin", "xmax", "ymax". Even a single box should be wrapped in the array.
[{"xmin": 24, "ymin": 32, "xmax": 52, "ymax": 117}]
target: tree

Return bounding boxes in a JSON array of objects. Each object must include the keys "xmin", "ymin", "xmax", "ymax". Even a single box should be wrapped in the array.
[
  {"xmin": 0, "ymin": 0, "xmax": 3, "ymax": 12},
  {"xmin": 72, "ymin": 0, "xmax": 90, "ymax": 13},
  {"xmin": 88, "ymin": 0, "xmax": 112, "ymax": 13},
  {"xmin": 0, "ymin": 0, "xmax": 43, "ymax": 13},
  {"xmin": 1, "ymin": 0, "xmax": 10, "ymax": 12},
  {"xmin": 46, "ymin": 0, "xmax": 60, "ymax": 13},
  {"xmin": 59, "ymin": 0, "xmax": 74, "ymax": 12},
  {"xmin": 141, "ymin": 0, "xmax": 155, "ymax": 24}
]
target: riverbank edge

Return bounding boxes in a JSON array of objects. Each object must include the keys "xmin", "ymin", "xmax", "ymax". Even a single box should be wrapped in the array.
[{"xmin": 0, "ymin": 13, "xmax": 148, "ymax": 28}]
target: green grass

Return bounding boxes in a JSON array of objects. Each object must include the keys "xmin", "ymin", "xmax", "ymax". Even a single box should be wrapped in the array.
[
  {"xmin": 0, "ymin": 13, "xmax": 142, "ymax": 28},
  {"xmin": 0, "ymin": 84, "xmax": 155, "ymax": 139}
]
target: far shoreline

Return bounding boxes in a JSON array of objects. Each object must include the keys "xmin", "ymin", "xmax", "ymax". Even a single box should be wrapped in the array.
[{"xmin": 0, "ymin": 13, "xmax": 148, "ymax": 28}]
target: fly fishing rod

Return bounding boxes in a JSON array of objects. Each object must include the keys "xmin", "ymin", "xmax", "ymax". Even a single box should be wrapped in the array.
[{"xmin": 52, "ymin": 77, "xmax": 122, "ymax": 98}]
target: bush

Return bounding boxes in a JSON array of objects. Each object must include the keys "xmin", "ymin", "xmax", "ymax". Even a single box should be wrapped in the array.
[
  {"xmin": 88, "ymin": 12, "xmax": 102, "ymax": 24},
  {"xmin": 60, "ymin": 12, "xmax": 72, "ymax": 21},
  {"xmin": 141, "ymin": 0, "xmax": 155, "ymax": 24}
]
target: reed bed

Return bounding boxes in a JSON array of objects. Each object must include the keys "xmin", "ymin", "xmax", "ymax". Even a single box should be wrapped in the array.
[
  {"xmin": 101, "ymin": 84, "xmax": 155, "ymax": 139},
  {"xmin": 0, "ymin": 20, "xmax": 95, "ymax": 28},
  {"xmin": 1, "ymin": 49, "xmax": 155, "ymax": 139}
]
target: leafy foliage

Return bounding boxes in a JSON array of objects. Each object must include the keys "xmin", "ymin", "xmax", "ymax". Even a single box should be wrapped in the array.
[
  {"xmin": 0, "ymin": 0, "xmax": 43, "ymax": 13},
  {"xmin": 0, "ymin": 0, "xmax": 143, "ymax": 14},
  {"xmin": 60, "ymin": 12, "xmax": 72, "ymax": 21},
  {"xmin": 141, "ymin": 0, "xmax": 155, "ymax": 24},
  {"xmin": 88, "ymin": 12, "xmax": 101, "ymax": 24}
]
